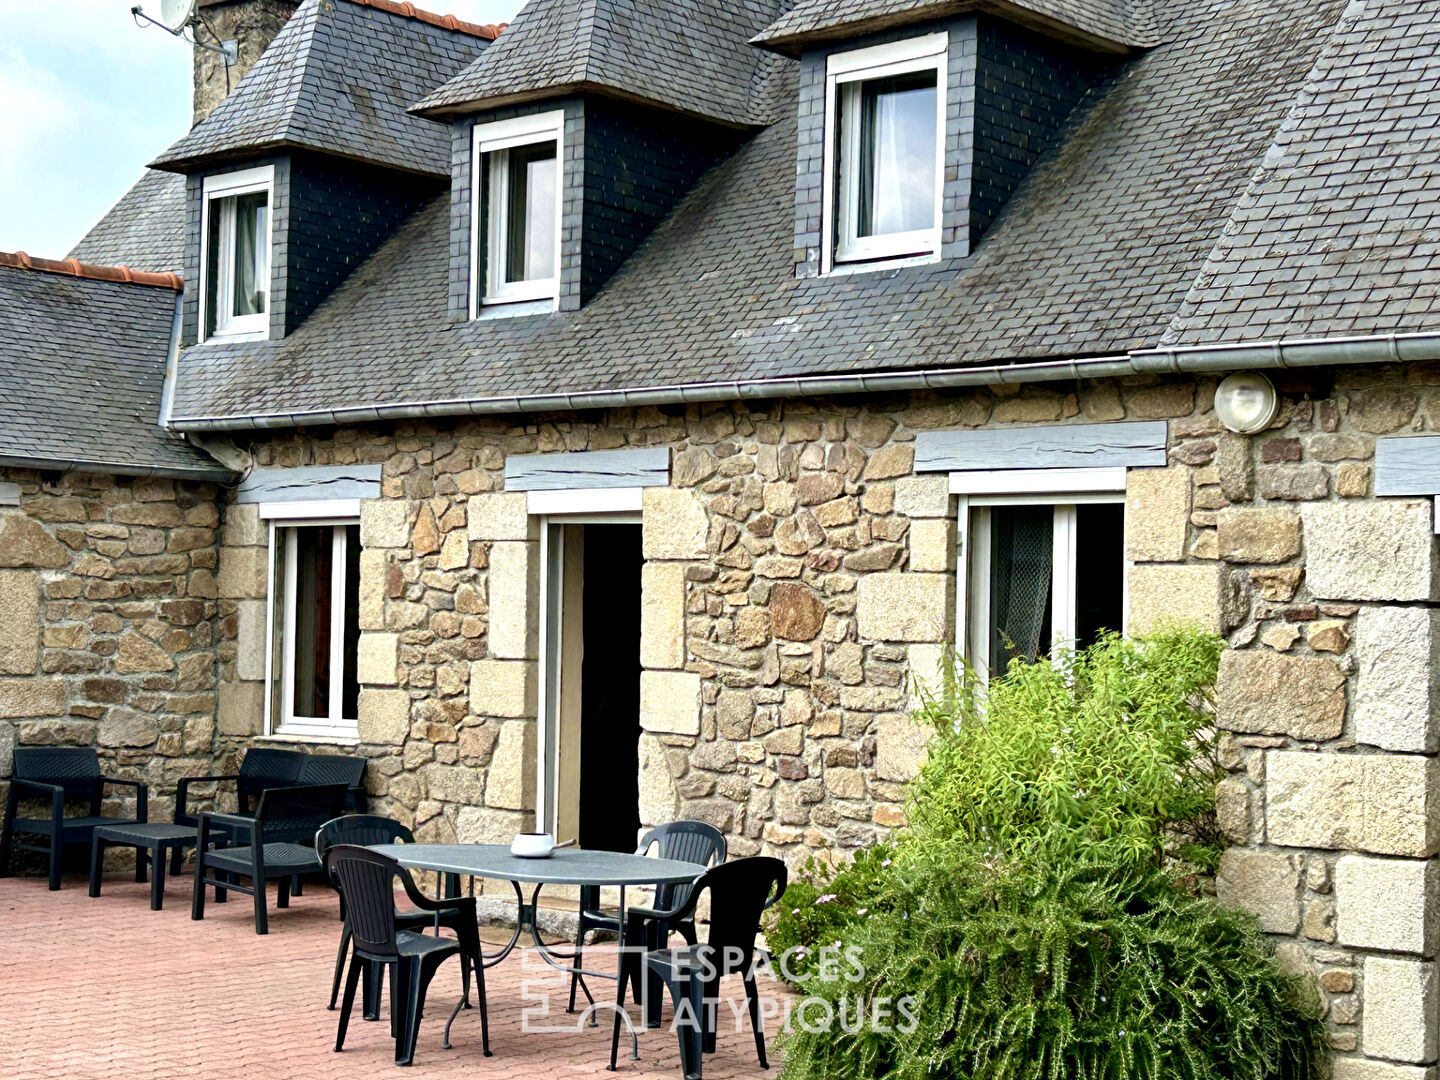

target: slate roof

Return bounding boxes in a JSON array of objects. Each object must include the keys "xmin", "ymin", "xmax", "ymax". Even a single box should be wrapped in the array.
[
  {"xmin": 0, "ymin": 259, "xmax": 227, "ymax": 478},
  {"xmin": 413, "ymin": 0, "xmax": 787, "ymax": 126},
  {"xmin": 1164, "ymin": 0, "xmax": 1440, "ymax": 345},
  {"xmin": 164, "ymin": 0, "xmax": 1355, "ymax": 425},
  {"xmin": 69, "ymin": 169, "xmax": 187, "ymax": 275},
  {"xmin": 752, "ymin": 0, "xmax": 1161, "ymax": 56},
  {"xmin": 151, "ymin": 0, "xmax": 495, "ymax": 177}
]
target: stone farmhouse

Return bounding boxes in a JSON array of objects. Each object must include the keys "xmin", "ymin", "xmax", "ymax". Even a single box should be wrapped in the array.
[{"xmin": 2, "ymin": 0, "xmax": 1440, "ymax": 1071}]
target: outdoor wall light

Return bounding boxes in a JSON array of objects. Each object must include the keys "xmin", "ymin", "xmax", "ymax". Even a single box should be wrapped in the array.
[{"xmin": 1214, "ymin": 372, "xmax": 1279, "ymax": 434}]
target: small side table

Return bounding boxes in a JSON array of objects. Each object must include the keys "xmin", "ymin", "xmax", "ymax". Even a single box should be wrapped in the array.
[{"xmin": 90, "ymin": 823, "xmax": 200, "ymax": 910}]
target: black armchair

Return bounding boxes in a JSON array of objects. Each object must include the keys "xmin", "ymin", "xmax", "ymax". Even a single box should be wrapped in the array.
[
  {"xmin": 1, "ymin": 747, "xmax": 148, "ymax": 890},
  {"xmin": 191, "ymin": 783, "xmax": 348, "ymax": 934},
  {"xmin": 325, "ymin": 845, "xmax": 490, "ymax": 1066},
  {"xmin": 610, "ymin": 857, "xmax": 787, "ymax": 1078},
  {"xmin": 296, "ymin": 754, "xmax": 368, "ymax": 813},
  {"xmin": 571, "ymin": 820, "xmax": 728, "ymax": 1018},
  {"xmin": 174, "ymin": 746, "xmax": 306, "ymax": 832}
]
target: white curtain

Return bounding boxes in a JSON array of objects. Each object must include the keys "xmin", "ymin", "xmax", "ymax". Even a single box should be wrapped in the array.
[{"xmin": 869, "ymin": 79, "xmax": 936, "ymax": 236}]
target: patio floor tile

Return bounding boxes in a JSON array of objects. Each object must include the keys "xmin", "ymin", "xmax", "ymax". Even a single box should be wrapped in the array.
[{"xmin": 0, "ymin": 872, "xmax": 783, "ymax": 1079}]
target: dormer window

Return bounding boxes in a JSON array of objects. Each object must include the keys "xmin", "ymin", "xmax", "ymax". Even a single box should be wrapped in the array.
[
  {"xmin": 823, "ymin": 34, "xmax": 946, "ymax": 271},
  {"xmin": 200, "ymin": 165, "xmax": 273, "ymax": 341},
  {"xmin": 472, "ymin": 111, "xmax": 565, "ymax": 314}
]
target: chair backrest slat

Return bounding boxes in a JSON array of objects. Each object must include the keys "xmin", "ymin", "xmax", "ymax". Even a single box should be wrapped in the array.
[
  {"xmin": 13, "ymin": 747, "xmax": 103, "ymax": 802},
  {"xmin": 236, "ymin": 748, "xmax": 306, "ymax": 812},
  {"xmin": 295, "ymin": 756, "xmax": 367, "ymax": 809},
  {"xmin": 690, "ymin": 857, "xmax": 787, "ymax": 977},
  {"xmin": 315, "ymin": 814, "xmax": 415, "ymax": 859},
  {"xmin": 644, "ymin": 820, "xmax": 727, "ymax": 914},
  {"xmin": 325, "ymin": 846, "xmax": 406, "ymax": 958},
  {"xmin": 254, "ymin": 784, "xmax": 350, "ymax": 845}
]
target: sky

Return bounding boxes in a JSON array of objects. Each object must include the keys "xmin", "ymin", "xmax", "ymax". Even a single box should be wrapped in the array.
[{"xmin": 0, "ymin": 0, "xmax": 522, "ymax": 259}]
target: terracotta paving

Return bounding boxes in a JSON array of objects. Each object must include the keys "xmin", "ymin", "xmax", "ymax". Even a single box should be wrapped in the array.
[{"xmin": 0, "ymin": 869, "xmax": 783, "ymax": 1079}]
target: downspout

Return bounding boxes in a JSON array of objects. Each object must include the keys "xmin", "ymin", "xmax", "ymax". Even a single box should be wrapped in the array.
[{"xmin": 166, "ymin": 330, "xmax": 1440, "ymax": 434}]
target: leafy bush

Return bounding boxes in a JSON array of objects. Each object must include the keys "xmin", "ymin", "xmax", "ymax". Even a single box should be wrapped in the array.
[
  {"xmin": 770, "ymin": 630, "xmax": 1324, "ymax": 1080},
  {"xmin": 765, "ymin": 843, "xmax": 893, "ymax": 983},
  {"xmin": 909, "ymin": 630, "xmax": 1227, "ymax": 872},
  {"xmin": 777, "ymin": 844, "xmax": 1322, "ymax": 1080}
]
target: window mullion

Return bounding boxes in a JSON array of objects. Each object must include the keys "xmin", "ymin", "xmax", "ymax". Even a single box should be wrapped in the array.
[
  {"xmin": 281, "ymin": 527, "xmax": 298, "ymax": 727},
  {"xmin": 1051, "ymin": 505, "xmax": 1079, "ymax": 655},
  {"xmin": 328, "ymin": 525, "xmax": 348, "ymax": 725}
]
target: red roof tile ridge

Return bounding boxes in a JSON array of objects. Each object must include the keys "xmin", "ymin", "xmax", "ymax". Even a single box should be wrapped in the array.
[
  {"xmin": 0, "ymin": 250, "xmax": 183, "ymax": 291},
  {"xmin": 345, "ymin": 0, "xmax": 506, "ymax": 39}
]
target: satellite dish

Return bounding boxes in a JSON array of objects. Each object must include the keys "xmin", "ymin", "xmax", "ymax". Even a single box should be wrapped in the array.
[{"xmin": 156, "ymin": 0, "xmax": 197, "ymax": 32}]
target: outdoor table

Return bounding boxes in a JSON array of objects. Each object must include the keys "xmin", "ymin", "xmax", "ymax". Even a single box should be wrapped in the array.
[
  {"xmin": 88, "ymin": 822, "xmax": 200, "ymax": 911},
  {"xmin": 369, "ymin": 842, "xmax": 706, "ymax": 1068}
]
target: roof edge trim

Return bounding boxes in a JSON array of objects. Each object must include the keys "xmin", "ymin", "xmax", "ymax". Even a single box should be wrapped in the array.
[
  {"xmin": 0, "ymin": 250, "xmax": 182, "ymax": 290},
  {"xmin": 0, "ymin": 453, "xmax": 235, "ymax": 483},
  {"xmin": 169, "ymin": 331, "xmax": 1440, "ymax": 433},
  {"xmin": 345, "ymin": 0, "xmax": 504, "ymax": 40},
  {"xmin": 410, "ymin": 79, "xmax": 758, "ymax": 129}
]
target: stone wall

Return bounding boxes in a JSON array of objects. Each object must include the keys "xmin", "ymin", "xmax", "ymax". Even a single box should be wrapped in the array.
[
  {"xmin": 212, "ymin": 364, "xmax": 1440, "ymax": 1074},
  {"xmin": 0, "ymin": 467, "xmax": 221, "ymax": 828}
]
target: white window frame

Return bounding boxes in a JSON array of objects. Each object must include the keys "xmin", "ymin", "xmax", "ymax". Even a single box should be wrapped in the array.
[
  {"xmin": 471, "ymin": 111, "xmax": 565, "ymax": 315},
  {"xmin": 822, "ymin": 33, "xmax": 947, "ymax": 273},
  {"xmin": 199, "ymin": 165, "xmax": 274, "ymax": 343},
  {"xmin": 260, "ymin": 503, "xmax": 361, "ymax": 742},
  {"xmin": 952, "ymin": 469, "xmax": 1128, "ymax": 676}
]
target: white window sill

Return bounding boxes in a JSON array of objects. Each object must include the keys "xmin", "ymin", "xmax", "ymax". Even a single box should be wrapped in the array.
[
  {"xmin": 259, "ymin": 731, "xmax": 361, "ymax": 748},
  {"xmin": 202, "ymin": 327, "xmax": 270, "ymax": 345},
  {"xmin": 477, "ymin": 297, "xmax": 556, "ymax": 320},
  {"xmin": 827, "ymin": 252, "xmax": 940, "ymax": 277}
]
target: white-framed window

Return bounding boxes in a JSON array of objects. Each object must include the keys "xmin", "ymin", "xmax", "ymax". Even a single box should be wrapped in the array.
[
  {"xmin": 261, "ymin": 504, "xmax": 361, "ymax": 741},
  {"xmin": 471, "ymin": 111, "xmax": 564, "ymax": 314},
  {"xmin": 953, "ymin": 469, "xmax": 1127, "ymax": 677},
  {"xmin": 200, "ymin": 165, "xmax": 273, "ymax": 342},
  {"xmin": 822, "ymin": 33, "xmax": 946, "ymax": 271}
]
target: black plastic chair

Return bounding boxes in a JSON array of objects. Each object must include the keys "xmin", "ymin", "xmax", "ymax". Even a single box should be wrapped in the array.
[
  {"xmin": 0, "ymin": 747, "xmax": 148, "ymax": 890},
  {"xmin": 325, "ymin": 845, "xmax": 490, "ymax": 1066},
  {"xmin": 315, "ymin": 815, "xmax": 476, "ymax": 1014},
  {"xmin": 191, "ymin": 783, "xmax": 348, "ymax": 934},
  {"xmin": 610, "ymin": 857, "xmax": 787, "ymax": 1078},
  {"xmin": 571, "ymin": 821, "xmax": 728, "ymax": 1017}
]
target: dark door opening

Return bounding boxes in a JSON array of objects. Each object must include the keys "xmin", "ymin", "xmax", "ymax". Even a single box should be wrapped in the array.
[{"xmin": 577, "ymin": 524, "xmax": 643, "ymax": 853}]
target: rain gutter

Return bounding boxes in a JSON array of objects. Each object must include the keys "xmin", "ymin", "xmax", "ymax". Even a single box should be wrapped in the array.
[
  {"xmin": 168, "ymin": 330, "xmax": 1440, "ymax": 434},
  {"xmin": 0, "ymin": 454, "xmax": 235, "ymax": 483}
]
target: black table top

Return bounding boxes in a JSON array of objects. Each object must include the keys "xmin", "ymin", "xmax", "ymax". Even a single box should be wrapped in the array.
[
  {"xmin": 369, "ymin": 843, "xmax": 706, "ymax": 887},
  {"xmin": 93, "ymin": 822, "xmax": 198, "ymax": 841}
]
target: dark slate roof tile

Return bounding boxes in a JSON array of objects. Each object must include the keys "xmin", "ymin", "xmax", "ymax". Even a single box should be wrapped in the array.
[
  {"xmin": 414, "ymin": 0, "xmax": 786, "ymax": 125},
  {"xmin": 151, "ymin": 0, "xmax": 491, "ymax": 177},
  {"xmin": 68, "ymin": 169, "xmax": 187, "ymax": 275},
  {"xmin": 752, "ymin": 0, "xmax": 1161, "ymax": 55},
  {"xmin": 1165, "ymin": 0, "xmax": 1440, "ymax": 345},
  {"xmin": 0, "ymin": 265, "xmax": 225, "ymax": 476},
  {"xmin": 169, "ymin": 0, "xmax": 1347, "ymax": 424}
]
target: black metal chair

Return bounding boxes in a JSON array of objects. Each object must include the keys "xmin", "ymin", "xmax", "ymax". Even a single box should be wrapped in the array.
[
  {"xmin": 0, "ymin": 747, "xmax": 148, "ymax": 890},
  {"xmin": 610, "ymin": 857, "xmax": 787, "ymax": 1078},
  {"xmin": 570, "ymin": 821, "xmax": 728, "ymax": 1018},
  {"xmin": 191, "ymin": 783, "xmax": 348, "ymax": 934},
  {"xmin": 315, "ymin": 815, "xmax": 476, "ymax": 1014},
  {"xmin": 325, "ymin": 845, "xmax": 490, "ymax": 1066}
]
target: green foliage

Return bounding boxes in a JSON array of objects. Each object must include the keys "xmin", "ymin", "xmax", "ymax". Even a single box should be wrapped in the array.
[
  {"xmin": 777, "ymin": 844, "xmax": 1322, "ymax": 1080},
  {"xmin": 768, "ymin": 629, "xmax": 1324, "ymax": 1080},
  {"xmin": 765, "ymin": 844, "xmax": 893, "ymax": 983},
  {"xmin": 909, "ymin": 630, "xmax": 1227, "ymax": 873}
]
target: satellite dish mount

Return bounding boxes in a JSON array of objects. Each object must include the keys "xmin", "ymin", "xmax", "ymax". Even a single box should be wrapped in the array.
[{"xmin": 131, "ymin": 0, "xmax": 239, "ymax": 65}]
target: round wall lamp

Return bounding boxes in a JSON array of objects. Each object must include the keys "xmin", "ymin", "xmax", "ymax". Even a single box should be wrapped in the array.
[{"xmin": 1214, "ymin": 372, "xmax": 1279, "ymax": 434}]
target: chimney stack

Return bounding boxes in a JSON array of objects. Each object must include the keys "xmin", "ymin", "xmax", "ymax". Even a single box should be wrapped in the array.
[{"xmin": 192, "ymin": 0, "xmax": 300, "ymax": 124}]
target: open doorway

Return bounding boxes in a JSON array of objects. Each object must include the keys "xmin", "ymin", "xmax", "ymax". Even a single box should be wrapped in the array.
[{"xmin": 541, "ymin": 521, "xmax": 643, "ymax": 853}]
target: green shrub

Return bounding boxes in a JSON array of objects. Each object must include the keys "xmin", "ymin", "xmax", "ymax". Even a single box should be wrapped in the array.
[
  {"xmin": 909, "ymin": 629, "xmax": 1227, "ymax": 873},
  {"xmin": 765, "ymin": 843, "xmax": 893, "ymax": 983},
  {"xmin": 777, "ymin": 844, "xmax": 1322, "ymax": 1080},
  {"xmin": 769, "ymin": 630, "xmax": 1324, "ymax": 1080}
]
